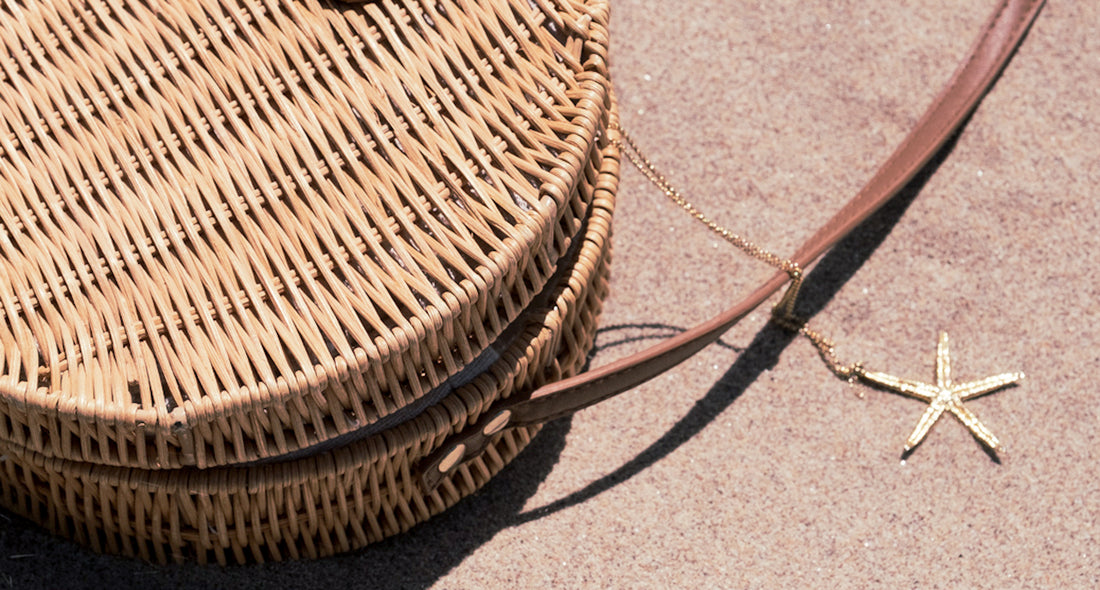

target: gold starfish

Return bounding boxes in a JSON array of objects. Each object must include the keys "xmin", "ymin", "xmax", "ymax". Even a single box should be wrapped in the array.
[{"xmin": 855, "ymin": 332, "xmax": 1024, "ymax": 453}]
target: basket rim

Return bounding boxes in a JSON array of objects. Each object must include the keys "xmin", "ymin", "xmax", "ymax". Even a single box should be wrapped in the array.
[{"xmin": 0, "ymin": 164, "xmax": 617, "ymax": 491}]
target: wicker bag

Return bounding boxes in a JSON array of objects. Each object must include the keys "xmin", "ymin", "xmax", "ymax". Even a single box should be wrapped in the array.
[
  {"xmin": 0, "ymin": 0, "xmax": 1043, "ymax": 565},
  {"xmin": 0, "ymin": 0, "xmax": 617, "ymax": 563}
]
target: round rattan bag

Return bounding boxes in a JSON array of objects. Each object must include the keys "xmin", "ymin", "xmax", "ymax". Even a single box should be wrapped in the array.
[{"xmin": 0, "ymin": 0, "xmax": 616, "ymax": 563}]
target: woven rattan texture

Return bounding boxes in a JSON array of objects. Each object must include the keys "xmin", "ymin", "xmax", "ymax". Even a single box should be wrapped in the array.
[
  {"xmin": 0, "ymin": 149, "xmax": 615, "ymax": 562},
  {"xmin": 0, "ymin": 0, "xmax": 618, "ymax": 559},
  {"xmin": 0, "ymin": 0, "xmax": 612, "ymax": 470}
]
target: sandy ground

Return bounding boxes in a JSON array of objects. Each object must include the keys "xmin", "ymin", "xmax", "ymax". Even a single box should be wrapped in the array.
[{"xmin": 2, "ymin": 0, "xmax": 1098, "ymax": 588}]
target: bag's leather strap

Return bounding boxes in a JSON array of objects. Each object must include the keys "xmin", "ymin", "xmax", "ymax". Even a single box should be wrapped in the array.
[{"xmin": 421, "ymin": 0, "xmax": 1045, "ymax": 490}]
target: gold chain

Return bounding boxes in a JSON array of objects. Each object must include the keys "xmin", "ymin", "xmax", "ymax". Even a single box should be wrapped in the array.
[
  {"xmin": 612, "ymin": 124, "xmax": 800, "ymax": 276},
  {"xmin": 609, "ymin": 122, "xmax": 865, "ymax": 382}
]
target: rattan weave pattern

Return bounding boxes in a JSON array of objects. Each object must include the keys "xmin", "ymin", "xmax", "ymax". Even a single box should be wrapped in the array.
[
  {"xmin": 0, "ymin": 144, "xmax": 615, "ymax": 562},
  {"xmin": 0, "ymin": 0, "xmax": 616, "ymax": 562},
  {"xmin": 0, "ymin": 0, "xmax": 611, "ymax": 470}
]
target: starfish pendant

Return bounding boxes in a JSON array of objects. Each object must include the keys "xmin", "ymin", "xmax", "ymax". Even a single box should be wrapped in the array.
[{"xmin": 856, "ymin": 332, "xmax": 1024, "ymax": 453}]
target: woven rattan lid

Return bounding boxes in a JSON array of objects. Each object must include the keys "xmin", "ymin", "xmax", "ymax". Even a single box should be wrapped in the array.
[{"xmin": 0, "ymin": 0, "xmax": 611, "ymax": 469}]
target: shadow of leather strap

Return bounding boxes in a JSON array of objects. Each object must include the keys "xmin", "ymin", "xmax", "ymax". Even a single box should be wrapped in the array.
[{"xmin": 420, "ymin": 0, "xmax": 1046, "ymax": 492}]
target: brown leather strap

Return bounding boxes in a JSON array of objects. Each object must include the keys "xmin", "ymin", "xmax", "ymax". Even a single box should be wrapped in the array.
[{"xmin": 421, "ymin": 0, "xmax": 1046, "ymax": 490}]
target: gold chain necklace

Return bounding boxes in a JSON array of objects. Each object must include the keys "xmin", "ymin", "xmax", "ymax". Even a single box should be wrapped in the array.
[{"xmin": 610, "ymin": 123, "xmax": 1025, "ymax": 455}]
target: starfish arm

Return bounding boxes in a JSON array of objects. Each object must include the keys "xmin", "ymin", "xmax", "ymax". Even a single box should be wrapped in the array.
[
  {"xmin": 906, "ymin": 403, "xmax": 947, "ymax": 451},
  {"xmin": 937, "ymin": 332, "xmax": 952, "ymax": 388},
  {"xmin": 947, "ymin": 401, "xmax": 1001, "ymax": 450},
  {"xmin": 858, "ymin": 370, "xmax": 937, "ymax": 401},
  {"xmin": 955, "ymin": 372, "xmax": 1026, "ymax": 400}
]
